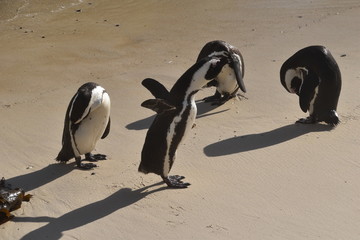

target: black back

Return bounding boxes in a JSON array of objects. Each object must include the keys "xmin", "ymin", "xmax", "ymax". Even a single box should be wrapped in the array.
[{"xmin": 280, "ymin": 46, "xmax": 341, "ymax": 120}]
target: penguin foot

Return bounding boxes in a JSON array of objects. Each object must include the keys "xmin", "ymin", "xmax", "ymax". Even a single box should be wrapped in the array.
[
  {"xmin": 208, "ymin": 94, "xmax": 234, "ymax": 106},
  {"xmin": 296, "ymin": 116, "xmax": 316, "ymax": 124},
  {"xmin": 162, "ymin": 175, "xmax": 190, "ymax": 188},
  {"xmin": 85, "ymin": 153, "xmax": 107, "ymax": 162},
  {"xmin": 76, "ymin": 157, "xmax": 97, "ymax": 170},
  {"xmin": 77, "ymin": 162, "xmax": 97, "ymax": 170}
]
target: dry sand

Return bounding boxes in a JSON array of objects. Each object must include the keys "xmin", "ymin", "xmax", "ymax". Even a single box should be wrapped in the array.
[{"xmin": 1, "ymin": 0, "xmax": 360, "ymax": 239}]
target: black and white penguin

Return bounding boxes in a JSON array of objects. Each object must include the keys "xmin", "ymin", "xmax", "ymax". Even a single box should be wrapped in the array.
[
  {"xmin": 56, "ymin": 82, "xmax": 111, "ymax": 169},
  {"xmin": 196, "ymin": 40, "xmax": 246, "ymax": 105},
  {"xmin": 141, "ymin": 40, "xmax": 246, "ymax": 106},
  {"xmin": 139, "ymin": 56, "xmax": 229, "ymax": 188},
  {"xmin": 280, "ymin": 45, "xmax": 341, "ymax": 125}
]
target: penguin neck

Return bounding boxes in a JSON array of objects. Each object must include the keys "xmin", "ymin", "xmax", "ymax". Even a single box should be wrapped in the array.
[
  {"xmin": 169, "ymin": 86, "xmax": 199, "ymax": 106},
  {"xmin": 169, "ymin": 67, "xmax": 209, "ymax": 105}
]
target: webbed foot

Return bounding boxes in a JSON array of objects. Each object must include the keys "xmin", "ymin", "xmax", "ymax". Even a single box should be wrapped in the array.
[
  {"xmin": 85, "ymin": 153, "xmax": 107, "ymax": 161},
  {"xmin": 208, "ymin": 93, "xmax": 233, "ymax": 106},
  {"xmin": 76, "ymin": 157, "xmax": 97, "ymax": 170},
  {"xmin": 162, "ymin": 175, "xmax": 190, "ymax": 188},
  {"xmin": 296, "ymin": 116, "xmax": 317, "ymax": 124}
]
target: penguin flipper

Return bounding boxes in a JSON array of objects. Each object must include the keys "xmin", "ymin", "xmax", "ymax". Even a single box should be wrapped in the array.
[
  {"xmin": 101, "ymin": 117, "xmax": 111, "ymax": 139},
  {"xmin": 299, "ymin": 70, "xmax": 320, "ymax": 113},
  {"xmin": 230, "ymin": 52, "xmax": 246, "ymax": 93},
  {"xmin": 299, "ymin": 95, "xmax": 311, "ymax": 113},
  {"xmin": 141, "ymin": 99, "xmax": 176, "ymax": 114},
  {"xmin": 142, "ymin": 78, "xmax": 170, "ymax": 99}
]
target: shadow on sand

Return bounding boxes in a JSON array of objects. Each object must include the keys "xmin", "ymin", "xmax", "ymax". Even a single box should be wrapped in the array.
[
  {"xmin": 17, "ymin": 182, "xmax": 166, "ymax": 240},
  {"xmin": 204, "ymin": 123, "xmax": 334, "ymax": 157},
  {"xmin": 125, "ymin": 101, "xmax": 228, "ymax": 130},
  {"xmin": 6, "ymin": 163, "xmax": 75, "ymax": 192}
]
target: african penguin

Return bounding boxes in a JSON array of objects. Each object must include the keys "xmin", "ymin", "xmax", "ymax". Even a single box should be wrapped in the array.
[
  {"xmin": 197, "ymin": 40, "xmax": 246, "ymax": 105},
  {"xmin": 56, "ymin": 82, "xmax": 111, "ymax": 169},
  {"xmin": 280, "ymin": 45, "xmax": 341, "ymax": 125},
  {"xmin": 141, "ymin": 40, "xmax": 246, "ymax": 106},
  {"xmin": 139, "ymin": 56, "xmax": 229, "ymax": 188}
]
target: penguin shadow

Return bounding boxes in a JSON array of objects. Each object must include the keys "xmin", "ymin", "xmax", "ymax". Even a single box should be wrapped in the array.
[
  {"xmin": 125, "ymin": 100, "xmax": 227, "ymax": 130},
  {"xmin": 16, "ymin": 182, "xmax": 166, "ymax": 240},
  {"xmin": 6, "ymin": 163, "xmax": 75, "ymax": 192},
  {"xmin": 196, "ymin": 100, "xmax": 229, "ymax": 119},
  {"xmin": 204, "ymin": 123, "xmax": 334, "ymax": 157},
  {"xmin": 125, "ymin": 114, "xmax": 155, "ymax": 130}
]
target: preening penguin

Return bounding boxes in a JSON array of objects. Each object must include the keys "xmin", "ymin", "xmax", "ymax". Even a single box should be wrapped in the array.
[
  {"xmin": 197, "ymin": 40, "xmax": 246, "ymax": 105},
  {"xmin": 280, "ymin": 45, "xmax": 341, "ymax": 125},
  {"xmin": 141, "ymin": 40, "xmax": 246, "ymax": 106},
  {"xmin": 56, "ymin": 82, "xmax": 111, "ymax": 169},
  {"xmin": 139, "ymin": 56, "xmax": 229, "ymax": 188}
]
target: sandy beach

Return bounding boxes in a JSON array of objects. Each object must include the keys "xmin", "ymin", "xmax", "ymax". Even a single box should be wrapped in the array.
[{"xmin": 1, "ymin": 0, "xmax": 360, "ymax": 239}]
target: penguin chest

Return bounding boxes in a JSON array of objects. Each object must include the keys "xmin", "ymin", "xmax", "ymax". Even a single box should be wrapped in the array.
[
  {"xmin": 216, "ymin": 64, "xmax": 238, "ymax": 95},
  {"xmin": 73, "ymin": 93, "xmax": 110, "ymax": 155}
]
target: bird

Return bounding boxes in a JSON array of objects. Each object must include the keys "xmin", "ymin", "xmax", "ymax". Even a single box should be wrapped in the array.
[
  {"xmin": 56, "ymin": 82, "xmax": 111, "ymax": 169},
  {"xmin": 139, "ymin": 55, "xmax": 229, "ymax": 188},
  {"xmin": 280, "ymin": 45, "xmax": 341, "ymax": 125}
]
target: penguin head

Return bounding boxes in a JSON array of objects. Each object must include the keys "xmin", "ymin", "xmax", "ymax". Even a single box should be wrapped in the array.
[
  {"xmin": 169, "ymin": 55, "xmax": 229, "ymax": 101},
  {"xmin": 197, "ymin": 40, "xmax": 246, "ymax": 93},
  {"xmin": 204, "ymin": 56, "xmax": 229, "ymax": 80},
  {"xmin": 282, "ymin": 67, "xmax": 308, "ymax": 95}
]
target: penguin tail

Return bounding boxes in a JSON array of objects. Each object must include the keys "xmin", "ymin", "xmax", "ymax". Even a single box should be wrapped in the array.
[
  {"xmin": 55, "ymin": 148, "xmax": 74, "ymax": 163},
  {"xmin": 138, "ymin": 164, "xmax": 149, "ymax": 174},
  {"xmin": 325, "ymin": 110, "xmax": 340, "ymax": 126}
]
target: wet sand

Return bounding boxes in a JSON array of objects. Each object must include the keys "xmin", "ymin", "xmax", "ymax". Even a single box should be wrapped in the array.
[{"xmin": 1, "ymin": 0, "xmax": 360, "ymax": 239}]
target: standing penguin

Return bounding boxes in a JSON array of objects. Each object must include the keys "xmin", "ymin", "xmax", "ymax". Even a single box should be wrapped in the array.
[
  {"xmin": 139, "ymin": 56, "xmax": 229, "ymax": 188},
  {"xmin": 280, "ymin": 46, "xmax": 341, "ymax": 125},
  {"xmin": 56, "ymin": 82, "xmax": 111, "ymax": 169},
  {"xmin": 197, "ymin": 40, "xmax": 246, "ymax": 105}
]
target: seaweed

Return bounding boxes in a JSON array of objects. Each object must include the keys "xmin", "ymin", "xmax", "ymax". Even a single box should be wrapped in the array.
[{"xmin": 0, "ymin": 178, "xmax": 32, "ymax": 225}]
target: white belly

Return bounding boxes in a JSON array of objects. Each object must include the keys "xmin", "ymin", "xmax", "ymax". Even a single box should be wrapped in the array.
[
  {"xmin": 163, "ymin": 101, "xmax": 197, "ymax": 176},
  {"xmin": 183, "ymin": 102, "xmax": 197, "ymax": 138},
  {"xmin": 216, "ymin": 64, "xmax": 238, "ymax": 94},
  {"xmin": 74, "ymin": 92, "xmax": 110, "ymax": 155}
]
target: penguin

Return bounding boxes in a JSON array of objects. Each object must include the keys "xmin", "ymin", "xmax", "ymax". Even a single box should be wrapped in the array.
[
  {"xmin": 141, "ymin": 40, "xmax": 246, "ymax": 106},
  {"xmin": 196, "ymin": 40, "xmax": 246, "ymax": 105},
  {"xmin": 139, "ymin": 55, "xmax": 229, "ymax": 188},
  {"xmin": 56, "ymin": 82, "xmax": 111, "ymax": 169},
  {"xmin": 280, "ymin": 45, "xmax": 341, "ymax": 125}
]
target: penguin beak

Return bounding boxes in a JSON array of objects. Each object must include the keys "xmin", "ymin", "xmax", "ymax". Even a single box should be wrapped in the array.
[{"xmin": 230, "ymin": 54, "xmax": 246, "ymax": 93}]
